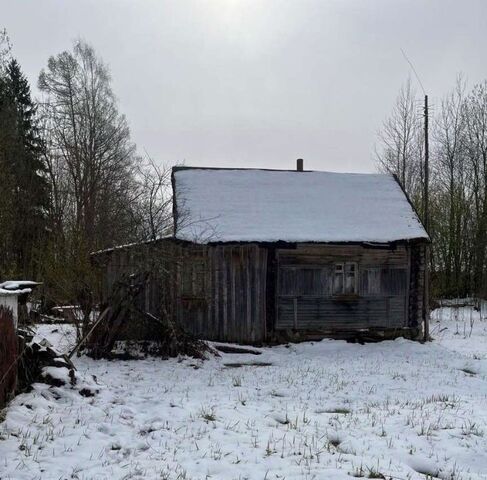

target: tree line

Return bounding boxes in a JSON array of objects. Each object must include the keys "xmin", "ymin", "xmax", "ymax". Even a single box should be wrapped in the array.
[
  {"xmin": 377, "ymin": 76, "xmax": 487, "ymax": 300},
  {"xmin": 2, "ymin": 29, "xmax": 485, "ymax": 307},
  {"xmin": 0, "ymin": 32, "xmax": 173, "ymax": 313}
]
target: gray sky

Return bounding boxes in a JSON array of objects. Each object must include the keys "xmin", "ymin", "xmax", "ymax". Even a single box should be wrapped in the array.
[{"xmin": 2, "ymin": 0, "xmax": 487, "ymax": 172}]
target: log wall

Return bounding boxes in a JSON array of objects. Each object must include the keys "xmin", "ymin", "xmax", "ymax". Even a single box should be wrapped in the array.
[
  {"xmin": 275, "ymin": 244, "xmax": 412, "ymax": 333},
  {"xmin": 93, "ymin": 240, "xmax": 427, "ymax": 344}
]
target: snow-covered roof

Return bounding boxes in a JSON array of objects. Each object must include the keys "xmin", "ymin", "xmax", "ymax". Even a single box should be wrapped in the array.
[
  {"xmin": 90, "ymin": 236, "xmax": 173, "ymax": 256},
  {"xmin": 173, "ymin": 167, "xmax": 428, "ymax": 244},
  {"xmin": 0, "ymin": 280, "xmax": 40, "ymax": 290},
  {"xmin": 0, "ymin": 280, "xmax": 41, "ymax": 295}
]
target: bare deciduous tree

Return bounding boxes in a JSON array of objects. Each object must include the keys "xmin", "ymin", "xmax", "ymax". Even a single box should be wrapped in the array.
[
  {"xmin": 0, "ymin": 29, "xmax": 11, "ymax": 70},
  {"xmin": 379, "ymin": 75, "xmax": 487, "ymax": 300},
  {"xmin": 376, "ymin": 78, "xmax": 423, "ymax": 205},
  {"xmin": 463, "ymin": 81, "xmax": 487, "ymax": 295},
  {"xmin": 134, "ymin": 156, "xmax": 174, "ymax": 242},
  {"xmin": 38, "ymin": 40, "xmax": 141, "ymax": 333},
  {"xmin": 432, "ymin": 76, "xmax": 469, "ymax": 295},
  {"xmin": 38, "ymin": 40, "xmax": 139, "ymax": 253}
]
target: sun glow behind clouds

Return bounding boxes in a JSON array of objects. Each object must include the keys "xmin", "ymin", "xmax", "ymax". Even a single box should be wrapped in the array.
[
  {"xmin": 204, "ymin": 0, "xmax": 281, "ymax": 53},
  {"xmin": 214, "ymin": 0, "xmax": 262, "ymax": 21}
]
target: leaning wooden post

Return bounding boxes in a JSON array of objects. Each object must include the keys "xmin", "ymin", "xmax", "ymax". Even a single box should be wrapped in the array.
[{"xmin": 68, "ymin": 306, "xmax": 111, "ymax": 359}]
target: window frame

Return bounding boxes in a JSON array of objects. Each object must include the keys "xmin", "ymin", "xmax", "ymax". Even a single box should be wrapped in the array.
[
  {"xmin": 364, "ymin": 267, "xmax": 381, "ymax": 296},
  {"xmin": 333, "ymin": 262, "xmax": 358, "ymax": 295}
]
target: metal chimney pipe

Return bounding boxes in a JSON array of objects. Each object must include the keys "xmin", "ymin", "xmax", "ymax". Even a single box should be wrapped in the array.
[{"xmin": 296, "ymin": 158, "xmax": 303, "ymax": 171}]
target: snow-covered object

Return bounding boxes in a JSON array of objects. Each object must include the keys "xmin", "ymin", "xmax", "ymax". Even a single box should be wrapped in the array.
[
  {"xmin": 90, "ymin": 236, "xmax": 172, "ymax": 256},
  {"xmin": 173, "ymin": 168, "xmax": 428, "ymax": 244},
  {"xmin": 0, "ymin": 291, "xmax": 20, "ymax": 328},
  {"xmin": 0, "ymin": 281, "xmax": 39, "ymax": 328},
  {"xmin": 0, "ymin": 280, "xmax": 40, "ymax": 292}
]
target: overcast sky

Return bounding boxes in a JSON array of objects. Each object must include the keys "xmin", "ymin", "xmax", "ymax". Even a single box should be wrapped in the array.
[{"xmin": 2, "ymin": 0, "xmax": 487, "ymax": 172}]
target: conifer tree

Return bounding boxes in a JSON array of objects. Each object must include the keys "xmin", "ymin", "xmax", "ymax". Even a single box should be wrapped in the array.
[{"xmin": 0, "ymin": 58, "xmax": 49, "ymax": 277}]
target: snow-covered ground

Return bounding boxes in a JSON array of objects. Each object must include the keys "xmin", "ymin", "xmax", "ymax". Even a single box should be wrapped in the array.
[{"xmin": 1, "ymin": 308, "xmax": 487, "ymax": 480}]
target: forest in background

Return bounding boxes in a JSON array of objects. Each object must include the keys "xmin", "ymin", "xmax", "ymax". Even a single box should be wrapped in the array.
[
  {"xmin": 1, "ymin": 29, "xmax": 486, "ymax": 314},
  {"xmin": 0, "ymin": 32, "xmax": 173, "ymax": 314},
  {"xmin": 376, "ymin": 76, "xmax": 487, "ymax": 300}
]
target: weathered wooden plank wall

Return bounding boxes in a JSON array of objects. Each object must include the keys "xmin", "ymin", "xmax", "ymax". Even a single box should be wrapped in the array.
[
  {"xmin": 176, "ymin": 244, "xmax": 268, "ymax": 344},
  {"xmin": 93, "ymin": 241, "xmax": 268, "ymax": 343},
  {"xmin": 93, "ymin": 240, "xmax": 426, "ymax": 343},
  {"xmin": 275, "ymin": 244, "xmax": 411, "ymax": 332},
  {"xmin": 93, "ymin": 240, "xmax": 178, "ymax": 318}
]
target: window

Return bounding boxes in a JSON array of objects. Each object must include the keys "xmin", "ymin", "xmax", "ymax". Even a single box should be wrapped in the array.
[
  {"xmin": 298, "ymin": 268, "xmax": 324, "ymax": 296},
  {"xmin": 279, "ymin": 267, "xmax": 296, "ymax": 296},
  {"xmin": 381, "ymin": 268, "xmax": 407, "ymax": 296},
  {"xmin": 279, "ymin": 267, "xmax": 327, "ymax": 296},
  {"xmin": 364, "ymin": 268, "xmax": 381, "ymax": 295},
  {"xmin": 333, "ymin": 262, "xmax": 358, "ymax": 295},
  {"xmin": 333, "ymin": 263, "xmax": 344, "ymax": 294}
]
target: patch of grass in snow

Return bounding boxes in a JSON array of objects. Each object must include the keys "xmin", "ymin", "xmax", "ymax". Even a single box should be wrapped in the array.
[
  {"xmin": 326, "ymin": 432, "xmax": 343, "ymax": 448},
  {"xmin": 237, "ymin": 392, "xmax": 246, "ymax": 405},
  {"xmin": 461, "ymin": 420, "xmax": 483, "ymax": 437},
  {"xmin": 199, "ymin": 406, "xmax": 217, "ymax": 422},
  {"xmin": 351, "ymin": 463, "xmax": 386, "ymax": 479},
  {"xmin": 324, "ymin": 407, "xmax": 351, "ymax": 414},
  {"xmin": 423, "ymin": 393, "xmax": 459, "ymax": 405}
]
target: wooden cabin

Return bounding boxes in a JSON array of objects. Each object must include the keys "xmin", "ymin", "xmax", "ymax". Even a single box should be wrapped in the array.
[{"xmin": 92, "ymin": 162, "xmax": 429, "ymax": 344}]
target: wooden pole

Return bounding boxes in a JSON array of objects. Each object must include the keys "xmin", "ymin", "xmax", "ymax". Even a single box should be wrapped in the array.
[
  {"xmin": 424, "ymin": 95, "xmax": 430, "ymax": 341},
  {"xmin": 424, "ymin": 95, "xmax": 429, "ymax": 232},
  {"xmin": 68, "ymin": 306, "xmax": 111, "ymax": 359}
]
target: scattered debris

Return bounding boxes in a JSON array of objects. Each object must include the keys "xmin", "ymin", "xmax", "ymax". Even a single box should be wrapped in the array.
[
  {"xmin": 83, "ymin": 273, "xmax": 215, "ymax": 360},
  {"xmin": 223, "ymin": 361, "xmax": 273, "ymax": 368},
  {"xmin": 16, "ymin": 330, "xmax": 97, "ymax": 397},
  {"xmin": 213, "ymin": 344, "xmax": 262, "ymax": 355}
]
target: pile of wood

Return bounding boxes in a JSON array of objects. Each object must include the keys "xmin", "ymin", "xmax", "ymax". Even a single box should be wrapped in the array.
[
  {"xmin": 16, "ymin": 329, "xmax": 77, "ymax": 390},
  {"xmin": 83, "ymin": 273, "xmax": 213, "ymax": 360},
  {"xmin": 0, "ymin": 328, "xmax": 99, "ymax": 406}
]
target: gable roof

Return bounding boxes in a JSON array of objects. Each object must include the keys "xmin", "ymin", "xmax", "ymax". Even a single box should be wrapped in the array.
[{"xmin": 172, "ymin": 167, "xmax": 428, "ymax": 244}]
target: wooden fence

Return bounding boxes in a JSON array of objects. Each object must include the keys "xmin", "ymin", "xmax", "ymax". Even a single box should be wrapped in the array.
[
  {"xmin": 437, "ymin": 297, "xmax": 487, "ymax": 320},
  {"xmin": 0, "ymin": 306, "xmax": 17, "ymax": 409}
]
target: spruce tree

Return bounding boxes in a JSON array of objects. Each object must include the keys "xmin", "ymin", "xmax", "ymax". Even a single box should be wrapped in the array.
[
  {"xmin": 0, "ymin": 58, "xmax": 50, "ymax": 277},
  {"xmin": 0, "ymin": 58, "xmax": 17, "ymax": 275}
]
